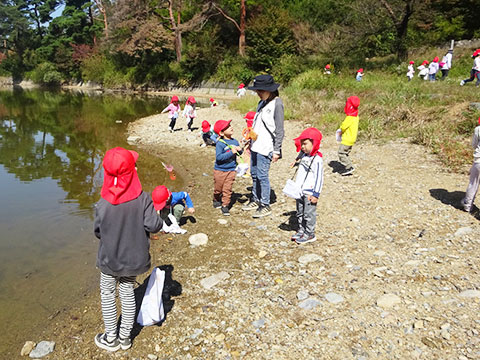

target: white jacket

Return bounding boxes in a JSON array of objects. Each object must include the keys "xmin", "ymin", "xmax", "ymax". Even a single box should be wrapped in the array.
[
  {"xmin": 473, "ymin": 57, "xmax": 480, "ymax": 71},
  {"xmin": 294, "ymin": 154, "xmax": 324, "ymax": 197},
  {"xmin": 441, "ymin": 53, "xmax": 452, "ymax": 70},
  {"xmin": 472, "ymin": 126, "xmax": 480, "ymax": 163},
  {"xmin": 183, "ymin": 104, "xmax": 196, "ymax": 119},
  {"xmin": 429, "ymin": 62, "xmax": 439, "ymax": 74},
  {"xmin": 251, "ymin": 98, "xmax": 284, "ymax": 156}
]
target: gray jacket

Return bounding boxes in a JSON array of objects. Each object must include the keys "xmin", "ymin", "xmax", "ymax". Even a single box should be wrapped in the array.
[{"xmin": 94, "ymin": 191, "xmax": 163, "ymax": 277}]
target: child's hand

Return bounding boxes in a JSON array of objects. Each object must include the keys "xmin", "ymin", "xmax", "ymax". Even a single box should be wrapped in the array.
[
  {"xmin": 308, "ymin": 195, "xmax": 318, "ymax": 204},
  {"xmin": 231, "ymin": 147, "xmax": 238, "ymax": 154},
  {"xmin": 289, "ymin": 161, "xmax": 295, "ymax": 168},
  {"xmin": 187, "ymin": 207, "xmax": 195, "ymax": 214}
]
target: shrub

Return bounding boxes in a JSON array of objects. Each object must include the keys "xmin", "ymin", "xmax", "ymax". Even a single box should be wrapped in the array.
[
  {"xmin": 213, "ymin": 54, "xmax": 255, "ymax": 84},
  {"xmin": 26, "ymin": 62, "xmax": 62, "ymax": 86}
]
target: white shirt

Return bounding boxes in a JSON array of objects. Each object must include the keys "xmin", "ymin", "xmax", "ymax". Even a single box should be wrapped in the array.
[{"xmin": 473, "ymin": 57, "xmax": 480, "ymax": 71}]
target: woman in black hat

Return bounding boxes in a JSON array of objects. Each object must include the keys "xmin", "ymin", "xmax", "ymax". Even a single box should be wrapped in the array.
[{"xmin": 242, "ymin": 74, "xmax": 284, "ymax": 218}]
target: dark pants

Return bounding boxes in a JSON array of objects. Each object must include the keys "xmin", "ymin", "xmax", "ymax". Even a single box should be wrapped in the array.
[
  {"xmin": 169, "ymin": 116, "xmax": 177, "ymax": 130},
  {"xmin": 463, "ymin": 69, "xmax": 480, "ymax": 86},
  {"xmin": 441, "ymin": 69, "xmax": 449, "ymax": 80},
  {"xmin": 296, "ymin": 195, "xmax": 317, "ymax": 236}
]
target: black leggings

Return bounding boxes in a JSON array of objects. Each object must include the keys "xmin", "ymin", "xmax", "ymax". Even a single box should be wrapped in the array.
[
  {"xmin": 463, "ymin": 69, "xmax": 480, "ymax": 85},
  {"xmin": 169, "ymin": 116, "xmax": 177, "ymax": 130}
]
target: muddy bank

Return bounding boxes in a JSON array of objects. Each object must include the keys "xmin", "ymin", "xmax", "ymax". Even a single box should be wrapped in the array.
[{"xmin": 28, "ymin": 106, "xmax": 480, "ymax": 359}]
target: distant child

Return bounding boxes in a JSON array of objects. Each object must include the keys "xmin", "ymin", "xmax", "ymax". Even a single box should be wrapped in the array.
[
  {"xmin": 94, "ymin": 147, "xmax": 162, "ymax": 352},
  {"xmin": 338, "ymin": 96, "xmax": 360, "ymax": 176},
  {"xmin": 209, "ymin": 98, "xmax": 218, "ymax": 107},
  {"xmin": 152, "ymin": 185, "xmax": 195, "ymax": 225},
  {"xmin": 324, "ymin": 64, "xmax": 331, "ymax": 75},
  {"xmin": 161, "ymin": 95, "xmax": 181, "ymax": 133},
  {"xmin": 290, "ymin": 127, "xmax": 324, "ymax": 244},
  {"xmin": 183, "ymin": 96, "xmax": 197, "ymax": 131},
  {"xmin": 417, "ymin": 60, "xmax": 429, "ymax": 80},
  {"xmin": 237, "ymin": 83, "xmax": 246, "ymax": 97},
  {"xmin": 201, "ymin": 120, "xmax": 217, "ymax": 147},
  {"xmin": 356, "ymin": 68, "xmax": 364, "ymax": 81},
  {"xmin": 428, "ymin": 57, "xmax": 439, "ymax": 81},
  {"xmin": 461, "ymin": 116, "xmax": 480, "ymax": 213},
  {"xmin": 440, "ymin": 49, "xmax": 453, "ymax": 80},
  {"xmin": 213, "ymin": 120, "xmax": 243, "ymax": 216},
  {"xmin": 407, "ymin": 61, "xmax": 415, "ymax": 81},
  {"xmin": 460, "ymin": 49, "xmax": 480, "ymax": 87}
]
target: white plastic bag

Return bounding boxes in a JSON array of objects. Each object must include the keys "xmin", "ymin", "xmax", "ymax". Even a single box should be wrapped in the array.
[
  {"xmin": 335, "ymin": 129, "xmax": 342, "ymax": 142},
  {"xmin": 236, "ymin": 163, "xmax": 249, "ymax": 177},
  {"xmin": 282, "ymin": 179, "xmax": 303, "ymax": 199},
  {"xmin": 137, "ymin": 267, "xmax": 165, "ymax": 326}
]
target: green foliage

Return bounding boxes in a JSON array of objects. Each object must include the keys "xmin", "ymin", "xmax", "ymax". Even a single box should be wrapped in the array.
[
  {"xmin": 26, "ymin": 62, "xmax": 62, "ymax": 86},
  {"xmin": 213, "ymin": 54, "xmax": 255, "ymax": 84},
  {"xmin": 271, "ymin": 54, "xmax": 306, "ymax": 84}
]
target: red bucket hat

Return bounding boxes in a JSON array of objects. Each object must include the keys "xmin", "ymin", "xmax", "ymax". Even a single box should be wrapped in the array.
[
  {"xmin": 171, "ymin": 95, "xmax": 179, "ymax": 103},
  {"xmin": 433, "ymin": 57, "xmax": 439, "ymax": 62},
  {"xmin": 409, "ymin": 61, "xmax": 414, "ymax": 64},
  {"xmin": 294, "ymin": 127, "xmax": 323, "ymax": 157},
  {"xmin": 214, "ymin": 120, "xmax": 232, "ymax": 135},
  {"xmin": 422, "ymin": 60, "xmax": 429, "ymax": 65},
  {"xmin": 357, "ymin": 68, "xmax": 364, "ymax": 73},
  {"xmin": 325, "ymin": 64, "xmax": 331, "ymax": 69},
  {"xmin": 202, "ymin": 120, "xmax": 211, "ymax": 133},
  {"xmin": 101, "ymin": 147, "xmax": 142, "ymax": 205},
  {"xmin": 187, "ymin": 96, "xmax": 196, "ymax": 104},
  {"xmin": 209, "ymin": 98, "xmax": 215, "ymax": 102},
  {"xmin": 238, "ymin": 83, "xmax": 245, "ymax": 88},
  {"xmin": 344, "ymin": 96, "xmax": 360, "ymax": 117},
  {"xmin": 152, "ymin": 186, "xmax": 171, "ymax": 211}
]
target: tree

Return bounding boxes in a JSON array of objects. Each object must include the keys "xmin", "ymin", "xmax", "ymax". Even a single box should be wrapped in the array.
[{"xmin": 211, "ymin": 0, "xmax": 246, "ymax": 56}]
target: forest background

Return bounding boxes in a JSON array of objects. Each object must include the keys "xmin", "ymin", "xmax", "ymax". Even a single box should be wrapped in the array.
[{"xmin": 1, "ymin": 0, "xmax": 480, "ymax": 169}]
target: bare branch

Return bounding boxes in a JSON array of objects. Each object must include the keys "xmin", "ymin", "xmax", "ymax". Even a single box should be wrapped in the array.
[{"xmin": 211, "ymin": 3, "xmax": 240, "ymax": 31}]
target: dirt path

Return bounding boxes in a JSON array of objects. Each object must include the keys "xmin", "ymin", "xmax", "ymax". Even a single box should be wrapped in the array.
[{"xmin": 40, "ymin": 106, "xmax": 480, "ymax": 359}]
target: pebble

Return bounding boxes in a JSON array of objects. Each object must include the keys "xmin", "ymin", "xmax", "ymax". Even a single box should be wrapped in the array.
[
  {"xmin": 126, "ymin": 135, "xmax": 141, "ymax": 144},
  {"xmin": 298, "ymin": 298, "xmax": 321, "ymax": 310},
  {"xmin": 459, "ymin": 290, "xmax": 480, "ymax": 298},
  {"xmin": 373, "ymin": 250, "xmax": 386, "ymax": 257},
  {"xmin": 376, "ymin": 294, "xmax": 401, "ymax": 308},
  {"xmin": 252, "ymin": 318, "xmax": 266, "ymax": 328},
  {"xmin": 29, "ymin": 341, "xmax": 55, "ymax": 358},
  {"xmin": 414, "ymin": 320, "xmax": 424, "ymax": 329},
  {"xmin": 325, "ymin": 292, "xmax": 344, "ymax": 304},
  {"xmin": 147, "ymin": 354, "xmax": 158, "ymax": 360},
  {"xmin": 200, "ymin": 272, "xmax": 230, "ymax": 289},
  {"xmin": 217, "ymin": 219, "xmax": 228, "ymax": 225},
  {"xmin": 298, "ymin": 253, "xmax": 323, "ymax": 264},
  {"xmin": 190, "ymin": 328, "xmax": 203, "ymax": 339},
  {"xmin": 214, "ymin": 334, "xmax": 225, "ymax": 342},
  {"xmin": 258, "ymin": 250, "xmax": 267, "ymax": 258},
  {"xmin": 297, "ymin": 290, "xmax": 309, "ymax": 301},
  {"xmin": 256, "ymin": 225, "xmax": 267, "ymax": 231},
  {"xmin": 454, "ymin": 227, "xmax": 473, "ymax": 237},
  {"xmin": 20, "ymin": 341, "xmax": 35, "ymax": 356},
  {"xmin": 188, "ymin": 233, "xmax": 208, "ymax": 247}
]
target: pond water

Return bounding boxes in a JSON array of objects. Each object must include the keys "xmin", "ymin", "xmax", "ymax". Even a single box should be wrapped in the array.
[{"xmin": 0, "ymin": 88, "xmax": 175, "ymax": 356}]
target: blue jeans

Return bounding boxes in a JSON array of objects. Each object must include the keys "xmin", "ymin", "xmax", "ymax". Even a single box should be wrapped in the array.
[
  {"xmin": 250, "ymin": 151, "xmax": 272, "ymax": 206},
  {"xmin": 429, "ymin": 73, "xmax": 436, "ymax": 81}
]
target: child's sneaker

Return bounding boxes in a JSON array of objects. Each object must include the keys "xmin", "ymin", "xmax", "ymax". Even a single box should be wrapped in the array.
[
  {"xmin": 94, "ymin": 333, "xmax": 120, "ymax": 352},
  {"xmin": 169, "ymin": 127, "xmax": 174, "ymax": 133},
  {"xmin": 252, "ymin": 205, "xmax": 271, "ymax": 218},
  {"xmin": 341, "ymin": 167, "xmax": 355, "ymax": 176},
  {"xmin": 460, "ymin": 80, "xmax": 465, "ymax": 86},
  {"xmin": 290, "ymin": 231, "xmax": 304, "ymax": 241},
  {"xmin": 242, "ymin": 200, "xmax": 258, "ymax": 211},
  {"xmin": 213, "ymin": 201, "xmax": 222, "ymax": 209},
  {"xmin": 295, "ymin": 234, "xmax": 317, "ymax": 244},
  {"xmin": 221, "ymin": 206, "xmax": 230, "ymax": 216},
  {"xmin": 119, "ymin": 337, "xmax": 132, "ymax": 350}
]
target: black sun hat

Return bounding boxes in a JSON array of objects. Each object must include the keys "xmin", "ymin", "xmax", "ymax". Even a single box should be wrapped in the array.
[{"xmin": 247, "ymin": 74, "xmax": 280, "ymax": 92}]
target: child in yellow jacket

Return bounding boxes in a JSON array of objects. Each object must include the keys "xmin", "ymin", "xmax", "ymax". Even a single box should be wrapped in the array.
[{"xmin": 338, "ymin": 96, "xmax": 360, "ymax": 175}]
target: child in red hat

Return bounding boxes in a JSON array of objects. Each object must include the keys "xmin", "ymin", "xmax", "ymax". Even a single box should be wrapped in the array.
[
  {"xmin": 324, "ymin": 64, "xmax": 331, "ymax": 75},
  {"xmin": 152, "ymin": 185, "xmax": 195, "ymax": 226},
  {"xmin": 417, "ymin": 60, "xmax": 429, "ymax": 80},
  {"xmin": 94, "ymin": 147, "xmax": 162, "ymax": 352},
  {"xmin": 356, "ymin": 68, "xmax": 364, "ymax": 81},
  {"xmin": 337, "ymin": 96, "xmax": 360, "ymax": 176},
  {"xmin": 213, "ymin": 120, "xmax": 243, "ymax": 215},
  {"xmin": 209, "ymin": 98, "xmax": 218, "ymax": 107},
  {"xmin": 201, "ymin": 120, "xmax": 217, "ymax": 147},
  {"xmin": 161, "ymin": 95, "xmax": 181, "ymax": 133},
  {"xmin": 407, "ymin": 61, "xmax": 415, "ymax": 81},
  {"xmin": 461, "ymin": 116, "xmax": 480, "ymax": 212},
  {"xmin": 237, "ymin": 83, "xmax": 246, "ymax": 97},
  {"xmin": 428, "ymin": 56, "xmax": 439, "ymax": 81},
  {"xmin": 290, "ymin": 127, "xmax": 324, "ymax": 244},
  {"xmin": 460, "ymin": 50, "xmax": 480, "ymax": 87},
  {"xmin": 183, "ymin": 96, "xmax": 197, "ymax": 131}
]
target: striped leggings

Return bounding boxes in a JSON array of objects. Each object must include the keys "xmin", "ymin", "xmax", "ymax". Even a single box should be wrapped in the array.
[{"xmin": 100, "ymin": 272, "xmax": 136, "ymax": 339}]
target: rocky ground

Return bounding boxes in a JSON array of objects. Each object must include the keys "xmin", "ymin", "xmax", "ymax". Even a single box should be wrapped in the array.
[{"xmin": 28, "ymin": 105, "xmax": 480, "ymax": 360}]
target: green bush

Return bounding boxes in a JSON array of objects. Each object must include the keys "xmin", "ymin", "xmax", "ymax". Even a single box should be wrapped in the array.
[
  {"xmin": 213, "ymin": 54, "xmax": 255, "ymax": 84},
  {"xmin": 26, "ymin": 62, "xmax": 62, "ymax": 86},
  {"xmin": 271, "ymin": 54, "xmax": 306, "ymax": 84}
]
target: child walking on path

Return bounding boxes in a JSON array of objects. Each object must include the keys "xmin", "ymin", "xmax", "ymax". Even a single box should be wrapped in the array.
[
  {"xmin": 161, "ymin": 95, "xmax": 181, "ymax": 132},
  {"xmin": 418, "ymin": 60, "xmax": 429, "ymax": 80},
  {"xmin": 291, "ymin": 128, "xmax": 324, "ymax": 244},
  {"xmin": 428, "ymin": 57, "xmax": 439, "ymax": 81},
  {"xmin": 440, "ymin": 49, "xmax": 453, "ymax": 80},
  {"xmin": 183, "ymin": 96, "xmax": 197, "ymax": 131},
  {"xmin": 407, "ymin": 61, "xmax": 415, "ymax": 81},
  {"xmin": 461, "ymin": 116, "xmax": 480, "ymax": 213},
  {"xmin": 94, "ymin": 147, "xmax": 163, "ymax": 352},
  {"xmin": 460, "ymin": 50, "xmax": 480, "ymax": 87},
  {"xmin": 152, "ymin": 185, "xmax": 195, "ymax": 224},
  {"xmin": 213, "ymin": 120, "xmax": 243, "ymax": 216},
  {"xmin": 338, "ymin": 96, "xmax": 360, "ymax": 176}
]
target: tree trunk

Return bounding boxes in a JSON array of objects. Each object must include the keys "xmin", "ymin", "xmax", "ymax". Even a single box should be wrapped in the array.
[
  {"xmin": 239, "ymin": 0, "xmax": 246, "ymax": 56},
  {"xmin": 168, "ymin": 1, "xmax": 182, "ymax": 62}
]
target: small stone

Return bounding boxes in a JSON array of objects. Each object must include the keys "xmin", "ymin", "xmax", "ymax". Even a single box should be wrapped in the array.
[
  {"xmin": 455, "ymin": 227, "xmax": 473, "ymax": 237},
  {"xmin": 297, "ymin": 290, "xmax": 309, "ymax": 301},
  {"xmin": 200, "ymin": 272, "xmax": 230, "ymax": 289},
  {"xmin": 214, "ymin": 334, "xmax": 225, "ymax": 342},
  {"xmin": 298, "ymin": 253, "xmax": 323, "ymax": 264},
  {"xmin": 256, "ymin": 225, "xmax": 267, "ymax": 231},
  {"xmin": 374, "ymin": 250, "xmax": 386, "ymax": 257},
  {"xmin": 155, "ymin": 344, "xmax": 161, "ymax": 352},
  {"xmin": 29, "ymin": 341, "xmax": 55, "ymax": 358},
  {"xmin": 126, "ymin": 135, "xmax": 141, "ymax": 144},
  {"xmin": 404, "ymin": 260, "xmax": 421, "ymax": 266},
  {"xmin": 258, "ymin": 250, "xmax": 267, "ymax": 258},
  {"xmin": 252, "ymin": 318, "xmax": 266, "ymax": 328},
  {"xmin": 190, "ymin": 328, "xmax": 203, "ymax": 339},
  {"xmin": 328, "ymin": 331, "xmax": 339, "ymax": 339},
  {"xmin": 440, "ymin": 323, "xmax": 451, "ymax": 331},
  {"xmin": 414, "ymin": 320, "xmax": 424, "ymax": 329},
  {"xmin": 147, "ymin": 354, "xmax": 158, "ymax": 360},
  {"xmin": 351, "ymin": 217, "xmax": 360, "ymax": 223},
  {"xmin": 189, "ymin": 233, "xmax": 208, "ymax": 246},
  {"xmin": 325, "ymin": 292, "xmax": 344, "ymax": 304},
  {"xmin": 376, "ymin": 294, "xmax": 401, "ymax": 308},
  {"xmin": 441, "ymin": 330, "xmax": 451, "ymax": 340},
  {"xmin": 21, "ymin": 341, "xmax": 35, "ymax": 356},
  {"xmin": 298, "ymin": 298, "xmax": 321, "ymax": 310},
  {"xmin": 459, "ymin": 290, "xmax": 480, "ymax": 298},
  {"xmin": 217, "ymin": 219, "xmax": 228, "ymax": 225}
]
